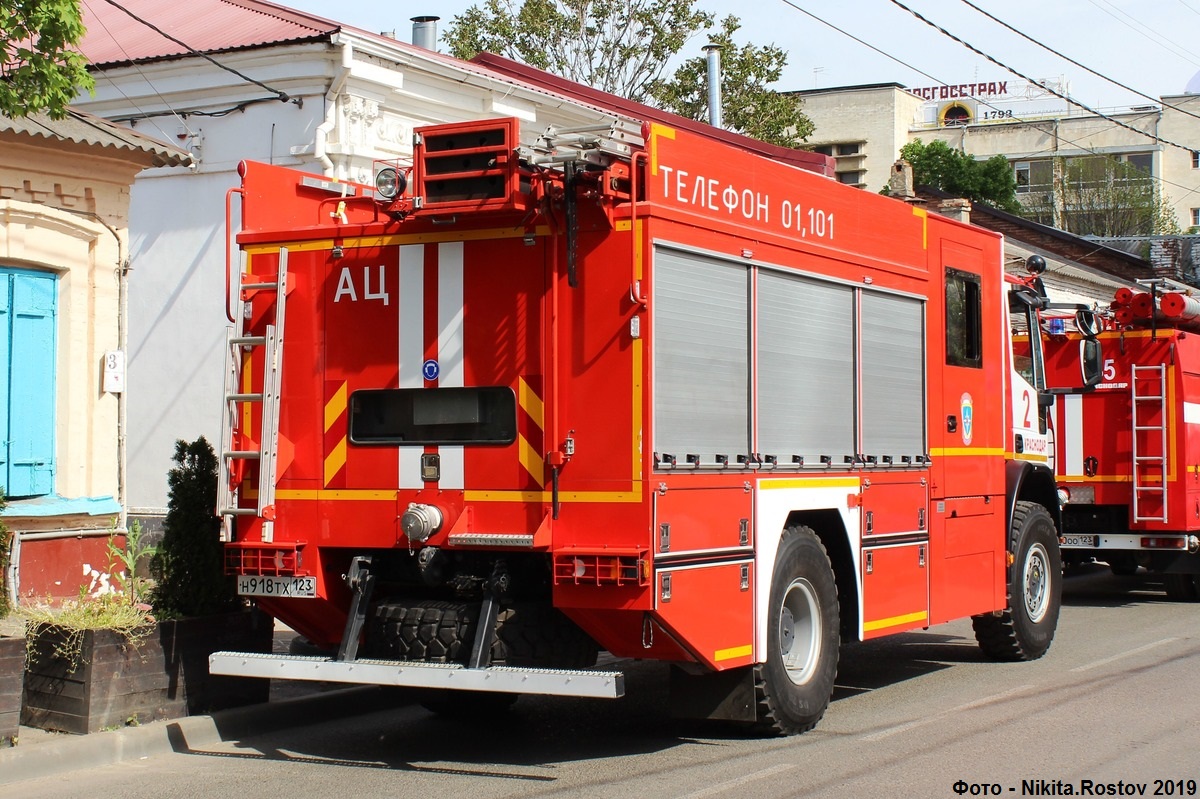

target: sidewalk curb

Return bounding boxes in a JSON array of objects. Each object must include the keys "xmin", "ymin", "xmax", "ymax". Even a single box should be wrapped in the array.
[{"xmin": 0, "ymin": 686, "xmax": 407, "ymax": 786}]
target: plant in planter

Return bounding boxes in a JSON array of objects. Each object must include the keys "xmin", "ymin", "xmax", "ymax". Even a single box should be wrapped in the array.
[{"xmin": 21, "ymin": 438, "xmax": 273, "ymax": 735}]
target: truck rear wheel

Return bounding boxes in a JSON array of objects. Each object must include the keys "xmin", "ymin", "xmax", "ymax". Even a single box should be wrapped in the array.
[
  {"xmin": 751, "ymin": 526, "xmax": 840, "ymax": 736},
  {"xmin": 1163, "ymin": 573, "xmax": 1200, "ymax": 602},
  {"xmin": 364, "ymin": 599, "xmax": 598, "ymax": 668},
  {"xmin": 973, "ymin": 501, "xmax": 1061, "ymax": 661}
]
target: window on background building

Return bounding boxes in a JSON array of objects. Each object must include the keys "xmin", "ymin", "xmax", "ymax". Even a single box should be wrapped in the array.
[
  {"xmin": 1193, "ymin": 151, "xmax": 1199, "ymax": 169},
  {"xmin": 0, "ymin": 267, "xmax": 58, "ymax": 498},
  {"xmin": 1191, "ymin": 208, "xmax": 1200, "ymax": 228},
  {"xmin": 837, "ymin": 171, "xmax": 864, "ymax": 186},
  {"xmin": 1014, "ymin": 160, "xmax": 1053, "ymax": 195},
  {"xmin": 1124, "ymin": 153, "xmax": 1153, "ymax": 174},
  {"xmin": 836, "ymin": 143, "xmax": 862, "ymax": 156}
]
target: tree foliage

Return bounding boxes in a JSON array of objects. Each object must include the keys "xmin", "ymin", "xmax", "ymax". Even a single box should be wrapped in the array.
[
  {"xmin": 898, "ymin": 139, "xmax": 1021, "ymax": 213},
  {"xmin": 1, "ymin": 0, "xmax": 93, "ymax": 120},
  {"xmin": 1023, "ymin": 155, "xmax": 1178, "ymax": 237},
  {"xmin": 445, "ymin": 1, "xmax": 812, "ymax": 148},
  {"xmin": 650, "ymin": 16, "xmax": 812, "ymax": 147}
]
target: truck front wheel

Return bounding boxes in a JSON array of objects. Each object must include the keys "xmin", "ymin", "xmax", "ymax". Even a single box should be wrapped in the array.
[
  {"xmin": 751, "ymin": 526, "xmax": 840, "ymax": 736},
  {"xmin": 973, "ymin": 501, "xmax": 1062, "ymax": 661}
]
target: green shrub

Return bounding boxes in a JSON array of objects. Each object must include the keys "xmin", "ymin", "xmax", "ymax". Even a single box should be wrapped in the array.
[{"xmin": 150, "ymin": 437, "xmax": 238, "ymax": 618}]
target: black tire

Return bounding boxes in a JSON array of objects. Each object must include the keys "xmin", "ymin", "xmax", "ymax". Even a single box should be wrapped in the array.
[
  {"xmin": 973, "ymin": 501, "xmax": 1062, "ymax": 661},
  {"xmin": 363, "ymin": 600, "xmax": 477, "ymax": 663},
  {"xmin": 363, "ymin": 599, "xmax": 598, "ymax": 668},
  {"xmin": 750, "ymin": 526, "xmax": 840, "ymax": 736},
  {"xmin": 492, "ymin": 602, "xmax": 599, "ymax": 669},
  {"xmin": 1163, "ymin": 573, "xmax": 1200, "ymax": 602}
]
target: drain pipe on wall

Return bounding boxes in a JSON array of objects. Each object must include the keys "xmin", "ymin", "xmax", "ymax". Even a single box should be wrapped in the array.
[
  {"xmin": 703, "ymin": 43, "xmax": 723, "ymax": 128},
  {"xmin": 315, "ymin": 38, "xmax": 354, "ymax": 178}
]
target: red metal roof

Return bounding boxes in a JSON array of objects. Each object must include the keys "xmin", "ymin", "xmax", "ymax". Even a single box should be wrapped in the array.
[
  {"xmin": 472, "ymin": 53, "xmax": 834, "ymax": 177},
  {"xmin": 78, "ymin": 0, "xmax": 339, "ymax": 67}
]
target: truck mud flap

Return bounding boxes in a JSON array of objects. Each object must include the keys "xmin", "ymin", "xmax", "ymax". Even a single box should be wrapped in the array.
[{"xmin": 209, "ymin": 651, "xmax": 625, "ymax": 698}]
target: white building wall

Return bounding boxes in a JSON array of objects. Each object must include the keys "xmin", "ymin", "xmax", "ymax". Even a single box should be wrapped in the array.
[
  {"xmin": 799, "ymin": 85, "xmax": 924, "ymax": 191},
  {"xmin": 73, "ymin": 35, "xmax": 643, "ymax": 511}
]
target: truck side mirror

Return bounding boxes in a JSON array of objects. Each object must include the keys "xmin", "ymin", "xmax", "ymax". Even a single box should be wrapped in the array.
[
  {"xmin": 1081, "ymin": 338, "xmax": 1102, "ymax": 387},
  {"xmin": 1075, "ymin": 309, "xmax": 1102, "ymax": 340}
]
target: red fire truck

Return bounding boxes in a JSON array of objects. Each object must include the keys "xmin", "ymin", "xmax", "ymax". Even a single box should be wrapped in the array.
[
  {"xmin": 209, "ymin": 113, "xmax": 1098, "ymax": 734},
  {"xmin": 1046, "ymin": 284, "xmax": 1200, "ymax": 600}
]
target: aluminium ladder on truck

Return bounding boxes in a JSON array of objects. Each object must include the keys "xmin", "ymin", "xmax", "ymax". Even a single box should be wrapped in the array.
[
  {"xmin": 1130, "ymin": 363, "xmax": 1169, "ymax": 524},
  {"xmin": 217, "ymin": 248, "xmax": 288, "ymax": 543}
]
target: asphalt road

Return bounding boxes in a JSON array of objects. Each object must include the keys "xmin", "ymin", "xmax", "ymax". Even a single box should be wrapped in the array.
[{"xmin": 4, "ymin": 564, "xmax": 1198, "ymax": 799}]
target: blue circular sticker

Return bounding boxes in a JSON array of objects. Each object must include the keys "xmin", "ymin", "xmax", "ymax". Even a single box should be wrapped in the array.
[{"xmin": 422, "ymin": 359, "xmax": 440, "ymax": 381}]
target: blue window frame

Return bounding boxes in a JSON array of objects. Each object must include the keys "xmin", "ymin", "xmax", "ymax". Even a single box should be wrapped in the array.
[{"xmin": 0, "ymin": 267, "xmax": 58, "ymax": 497}]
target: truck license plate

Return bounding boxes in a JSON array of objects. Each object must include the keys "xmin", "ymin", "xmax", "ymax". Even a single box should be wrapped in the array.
[
  {"xmin": 237, "ymin": 575, "xmax": 316, "ymax": 598},
  {"xmin": 1061, "ymin": 534, "xmax": 1096, "ymax": 548}
]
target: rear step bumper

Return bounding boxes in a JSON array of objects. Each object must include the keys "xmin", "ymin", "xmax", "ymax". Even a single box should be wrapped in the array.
[{"xmin": 209, "ymin": 651, "xmax": 625, "ymax": 698}]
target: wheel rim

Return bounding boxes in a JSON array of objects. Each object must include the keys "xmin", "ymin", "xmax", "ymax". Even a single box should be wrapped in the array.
[
  {"xmin": 779, "ymin": 577, "xmax": 821, "ymax": 685},
  {"xmin": 1023, "ymin": 542, "xmax": 1050, "ymax": 623}
]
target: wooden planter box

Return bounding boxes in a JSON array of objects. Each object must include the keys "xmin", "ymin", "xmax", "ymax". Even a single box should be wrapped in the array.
[
  {"xmin": 0, "ymin": 635, "xmax": 23, "ymax": 746},
  {"xmin": 22, "ymin": 611, "xmax": 272, "ymax": 734}
]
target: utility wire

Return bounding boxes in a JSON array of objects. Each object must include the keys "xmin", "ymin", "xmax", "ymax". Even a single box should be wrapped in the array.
[
  {"xmin": 1084, "ymin": 0, "xmax": 1200, "ymax": 68},
  {"xmin": 773, "ymin": 0, "xmax": 1194, "ymax": 204},
  {"xmin": 958, "ymin": 0, "xmax": 1200, "ymax": 123},
  {"xmin": 80, "ymin": 0, "xmax": 189, "ymax": 140},
  {"xmin": 885, "ymin": 0, "xmax": 1197, "ymax": 154},
  {"xmin": 97, "ymin": 0, "xmax": 298, "ymax": 105}
]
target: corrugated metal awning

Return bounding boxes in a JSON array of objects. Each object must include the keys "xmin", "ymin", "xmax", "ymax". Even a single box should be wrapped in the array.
[{"xmin": 0, "ymin": 108, "xmax": 192, "ymax": 168}]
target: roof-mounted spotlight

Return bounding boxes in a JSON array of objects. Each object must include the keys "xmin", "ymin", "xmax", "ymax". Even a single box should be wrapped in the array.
[
  {"xmin": 375, "ymin": 166, "xmax": 407, "ymax": 200},
  {"xmin": 1025, "ymin": 254, "xmax": 1047, "ymax": 275}
]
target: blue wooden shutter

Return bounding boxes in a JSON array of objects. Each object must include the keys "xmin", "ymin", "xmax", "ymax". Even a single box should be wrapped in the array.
[
  {"xmin": 0, "ymin": 273, "xmax": 9, "ymax": 493},
  {"xmin": 3, "ymin": 269, "xmax": 57, "ymax": 497}
]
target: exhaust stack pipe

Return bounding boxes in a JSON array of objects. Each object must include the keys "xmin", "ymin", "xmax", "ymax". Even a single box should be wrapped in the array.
[
  {"xmin": 411, "ymin": 16, "xmax": 439, "ymax": 51},
  {"xmin": 703, "ymin": 43, "xmax": 723, "ymax": 128}
]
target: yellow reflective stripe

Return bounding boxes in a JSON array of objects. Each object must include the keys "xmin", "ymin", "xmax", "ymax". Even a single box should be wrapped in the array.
[
  {"xmin": 518, "ymin": 435, "xmax": 544, "ymax": 485},
  {"xmin": 323, "ymin": 438, "xmax": 346, "ymax": 486},
  {"xmin": 760, "ymin": 477, "xmax": 860, "ymax": 490},
  {"xmin": 863, "ymin": 610, "xmax": 928, "ymax": 633},
  {"xmin": 324, "ymin": 382, "xmax": 347, "ymax": 433},
  {"xmin": 714, "ymin": 644, "xmax": 752, "ymax": 662},
  {"xmin": 913, "ymin": 206, "xmax": 928, "ymax": 249},
  {"xmin": 243, "ymin": 225, "xmax": 552, "ymax": 255},
  {"xmin": 518, "ymin": 377, "xmax": 544, "ymax": 430},
  {"xmin": 929, "ymin": 447, "xmax": 1006, "ymax": 456}
]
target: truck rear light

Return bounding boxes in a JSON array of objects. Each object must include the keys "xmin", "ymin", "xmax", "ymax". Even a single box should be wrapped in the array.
[
  {"xmin": 226, "ymin": 543, "xmax": 305, "ymax": 576},
  {"xmin": 1140, "ymin": 537, "xmax": 1186, "ymax": 549},
  {"xmin": 554, "ymin": 551, "xmax": 649, "ymax": 587},
  {"xmin": 1057, "ymin": 486, "xmax": 1070, "ymax": 505}
]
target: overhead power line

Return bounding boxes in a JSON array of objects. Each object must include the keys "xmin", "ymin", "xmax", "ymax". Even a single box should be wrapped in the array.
[
  {"xmin": 885, "ymin": 0, "xmax": 1197, "ymax": 155},
  {"xmin": 1084, "ymin": 0, "xmax": 1200, "ymax": 69},
  {"xmin": 97, "ymin": 0, "xmax": 299, "ymax": 106},
  {"xmin": 772, "ymin": 0, "xmax": 1194, "ymax": 203},
  {"xmin": 958, "ymin": 0, "xmax": 1200, "ymax": 123}
]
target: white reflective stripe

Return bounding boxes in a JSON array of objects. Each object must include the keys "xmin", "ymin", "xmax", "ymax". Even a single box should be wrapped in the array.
[
  {"xmin": 1185, "ymin": 401, "xmax": 1200, "ymax": 425},
  {"xmin": 437, "ymin": 241, "xmax": 465, "ymax": 489},
  {"xmin": 1064, "ymin": 393, "xmax": 1083, "ymax": 477},
  {"xmin": 399, "ymin": 244, "xmax": 424, "ymax": 489}
]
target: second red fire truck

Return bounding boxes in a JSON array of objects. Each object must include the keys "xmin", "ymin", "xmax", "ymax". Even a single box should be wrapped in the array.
[
  {"xmin": 209, "ymin": 108, "xmax": 1100, "ymax": 734},
  {"xmin": 1046, "ymin": 284, "xmax": 1200, "ymax": 600}
]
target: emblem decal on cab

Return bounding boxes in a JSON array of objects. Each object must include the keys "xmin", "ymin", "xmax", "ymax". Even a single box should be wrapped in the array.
[{"xmin": 961, "ymin": 392, "xmax": 973, "ymax": 446}]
